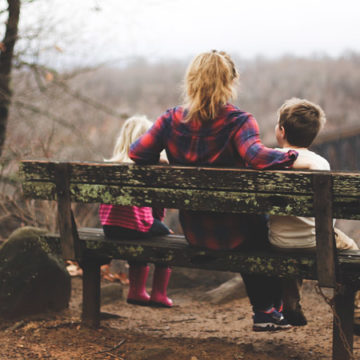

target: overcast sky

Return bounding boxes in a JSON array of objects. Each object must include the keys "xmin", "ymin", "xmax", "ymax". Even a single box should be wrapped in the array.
[{"xmin": 20, "ymin": 0, "xmax": 360, "ymax": 66}]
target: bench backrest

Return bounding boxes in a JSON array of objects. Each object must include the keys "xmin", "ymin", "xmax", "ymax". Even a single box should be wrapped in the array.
[
  {"xmin": 21, "ymin": 160, "xmax": 360, "ymax": 218},
  {"xmin": 21, "ymin": 160, "xmax": 360, "ymax": 287}
]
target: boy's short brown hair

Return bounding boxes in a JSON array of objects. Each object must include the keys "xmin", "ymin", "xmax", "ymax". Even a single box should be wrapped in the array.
[{"xmin": 278, "ymin": 98, "xmax": 326, "ymax": 147}]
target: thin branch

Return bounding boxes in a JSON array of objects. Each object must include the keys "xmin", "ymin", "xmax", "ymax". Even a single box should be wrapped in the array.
[
  {"xmin": 13, "ymin": 99, "xmax": 97, "ymax": 155},
  {"xmin": 1, "ymin": 195, "xmax": 37, "ymax": 223},
  {"xmin": 92, "ymin": 339, "xmax": 126, "ymax": 355},
  {"xmin": 13, "ymin": 60, "xmax": 129, "ymax": 119},
  {"xmin": 54, "ymin": 79, "xmax": 128, "ymax": 119},
  {"xmin": 62, "ymin": 64, "xmax": 104, "ymax": 80},
  {"xmin": 45, "ymin": 321, "xmax": 81, "ymax": 329}
]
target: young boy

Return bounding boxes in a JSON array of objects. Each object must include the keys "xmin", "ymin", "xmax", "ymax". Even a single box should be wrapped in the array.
[{"xmin": 268, "ymin": 98, "xmax": 359, "ymax": 325}]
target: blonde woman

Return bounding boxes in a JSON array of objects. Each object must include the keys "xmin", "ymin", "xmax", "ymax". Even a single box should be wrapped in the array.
[
  {"xmin": 99, "ymin": 115, "xmax": 173, "ymax": 307},
  {"xmin": 129, "ymin": 50, "xmax": 304, "ymax": 331}
]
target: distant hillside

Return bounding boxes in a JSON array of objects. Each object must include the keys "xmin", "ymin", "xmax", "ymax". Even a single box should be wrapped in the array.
[{"xmin": 6, "ymin": 52, "xmax": 360, "ymax": 161}]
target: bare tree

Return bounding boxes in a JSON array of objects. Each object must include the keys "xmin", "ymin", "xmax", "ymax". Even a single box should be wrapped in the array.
[{"xmin": 0, "ymin": 0, "xmax": 20, "ymax": 156}]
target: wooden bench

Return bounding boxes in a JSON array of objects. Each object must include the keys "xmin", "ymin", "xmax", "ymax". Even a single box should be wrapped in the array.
[{"xmin": 20, "ymin": 160, "xmax": 360, "ymax": 360}]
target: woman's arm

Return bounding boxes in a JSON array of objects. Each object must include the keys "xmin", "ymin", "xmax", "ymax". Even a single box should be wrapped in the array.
[
  {"xmin": 129, "ymin": 111, "xmax": 170, "ymax": 164},
  {"xmin": 234, "ymin": 114, "xmax": 298, "ymax": 169}
]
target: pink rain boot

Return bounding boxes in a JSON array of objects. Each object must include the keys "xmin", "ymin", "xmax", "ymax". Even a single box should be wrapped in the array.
[
  {"xmin": 127, "ymin": 264, "xmax": 151, "ymax": 306},
  {"xmin": 149, "ymin": 266, "xmax": 173, "ymax": 308}
]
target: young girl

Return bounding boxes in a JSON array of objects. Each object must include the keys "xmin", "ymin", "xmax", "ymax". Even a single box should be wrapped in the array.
[
  {"xmin": 129, "ymin": 50, "xmax": 309, "ymax": 331},
  {"xmin": 99, "ymin": 115, "xmax": 173, "ymax": 307}
]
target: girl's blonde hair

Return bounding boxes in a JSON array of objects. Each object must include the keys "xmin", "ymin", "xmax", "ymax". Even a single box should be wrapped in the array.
[
  {"xmin": 106, "ymin": 115, "xmax": 153, "ymax": 162},
  {"xmin": 183, "ymin": 50, "xmax": 239, "ymax": 124}
]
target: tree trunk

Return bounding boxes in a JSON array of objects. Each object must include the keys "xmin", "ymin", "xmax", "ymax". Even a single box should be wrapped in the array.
[{"xmin": 0, "ymin": 0, "xmax": 20, "ymax": 156}]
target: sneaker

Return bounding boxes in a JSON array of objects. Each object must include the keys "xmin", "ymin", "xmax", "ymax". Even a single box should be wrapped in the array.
[
  {"xmin": 283, "ymin": 309, "xmax": 307, "ymax": 326},
  {"xmin": 253, "ymin": 308, "xmax": 292, "ymax": 331}
]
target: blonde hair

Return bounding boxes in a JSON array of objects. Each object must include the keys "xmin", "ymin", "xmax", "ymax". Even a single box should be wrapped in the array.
[
  {"xmin": 278, "ymin": 98, "xmax": 326, "ymax": 147},
  {"xmin": 183, "ymin": 50, "xmax": 239, "ymax": 124},
  {"xmin": 106, "ymin": 115, "xmax": 153, "ymax": 162}
]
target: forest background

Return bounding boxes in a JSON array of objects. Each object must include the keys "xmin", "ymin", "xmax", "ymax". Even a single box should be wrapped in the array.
[{"xmin": 1, "ymin": 0, "xmax": 360, "ymax": 241}]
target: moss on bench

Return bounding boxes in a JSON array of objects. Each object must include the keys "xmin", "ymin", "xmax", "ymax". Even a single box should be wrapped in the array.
[{"xmin": 43, "ymin": 228, "xmax": 360, "ymax": 288}]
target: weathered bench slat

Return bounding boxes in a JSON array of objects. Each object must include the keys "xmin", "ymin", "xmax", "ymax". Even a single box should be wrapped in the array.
[
  {"xmin": 20, "ymin": 161, "xmax": 314, "ymax": 193},
  {"xmin": 21, "ymin": 160, "xmax": 360, "ymax": 196},
  {"xmin": 23, "ymin": 182, "xmax": 313, "ymax": 216},
  {"xmin": 22, "ymin": 181, "xmax": 360, "ymax": 220},
  {"xmin": 44, "ymin": 228, "xmax": 360, "ymax": 287}
]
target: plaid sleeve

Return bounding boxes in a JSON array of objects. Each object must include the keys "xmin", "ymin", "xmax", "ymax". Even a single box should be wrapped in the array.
[
  {"xmin": 129, "ymin": 111, "xmax": 170, "ymax": 164},
  {"xmin": 234, "ymin": 114, "xmax": 298, "ymax": 169}
]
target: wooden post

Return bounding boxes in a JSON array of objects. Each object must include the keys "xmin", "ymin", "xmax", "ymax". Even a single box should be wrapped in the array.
[
  {"xmin": 54, "ymin": 163, "xmax": 80, "ymax": 260},
  {"xmin": 313, "ymin": 174, "xmax": 354, "ymax": 360},
  {"xmin": 81, "ymin": 259, "xmax": 102, "ymax": 328},
  {"xmin": 313, "ymin": 173, "xmax": 337, "ymax": 288},
  {"xmin": 333, "ymin": 284, "xmax": 355, "ymax": 360}
]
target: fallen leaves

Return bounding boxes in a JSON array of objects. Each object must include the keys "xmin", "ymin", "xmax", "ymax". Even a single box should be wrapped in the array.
[
  {"xmin": 101, "ymin": 264, "xmax": 129, "ymax": 284},
  {"xmin": 65, "ymin": 261, "xmax": 129, "ymax": 284}
]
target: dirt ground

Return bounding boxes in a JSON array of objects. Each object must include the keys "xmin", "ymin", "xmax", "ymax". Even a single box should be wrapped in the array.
[{"xmin": 0, "ymin": 276, "xmax": 359, "ymax": 360}]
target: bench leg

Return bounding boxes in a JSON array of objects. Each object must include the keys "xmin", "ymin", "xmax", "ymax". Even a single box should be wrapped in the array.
[
  {"xmin": 81, "ymin": 259, "xmax": 102, "ymax": 328},
  {"xmin": 332, "ymin": 284, "xmax": 355, "ymax": 360}
]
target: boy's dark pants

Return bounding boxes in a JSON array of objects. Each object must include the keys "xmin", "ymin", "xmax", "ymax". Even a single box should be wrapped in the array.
[
  {"xmin": 237, "ymin": 215, "xmax": 283, "ymax": 312},
  {"xmin": 270, "ymin": 246, "xmax": 314, "ymax": 315},
  {"xmin": 282, "ymin": 278, "xmax": 303, "ymax": 312},
  {"xmin": 241, "ymin": 273, "xmax": 283, "ymax": 312}
]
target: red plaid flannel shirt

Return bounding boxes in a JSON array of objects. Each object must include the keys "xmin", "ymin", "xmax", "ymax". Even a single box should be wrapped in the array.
[{"xmin": 130, "ymin": 104, "xmax": 297, "ymax": 249}]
